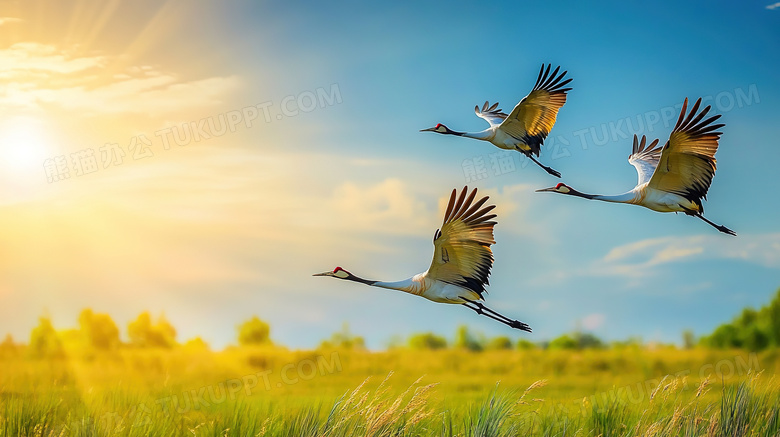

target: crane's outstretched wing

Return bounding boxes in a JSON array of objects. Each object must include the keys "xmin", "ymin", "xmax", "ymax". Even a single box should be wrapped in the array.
[
  {"xmin": 474, "ymin": 101, "xmax": 508, "ymax": 127},
  {"xmin": 628, "ymin": 134, "xmax": 662, "ymax": 186},
  {"xmin": 427, "ymin": 187, "xmax": 496, "ymax": 298},
  {"xmin": 498, "ymin": 64, "xmax": 572, "ymax": 156},
  {"xmin": 647, "ymin": 98, "xmax": 725, "ymax": 211}
]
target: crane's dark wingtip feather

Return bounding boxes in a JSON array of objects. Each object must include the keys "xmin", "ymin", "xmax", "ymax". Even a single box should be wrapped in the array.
[
  {"xmin": 666, "ymin": 98, "xmax": 726, "ymax": 207},
  {"xmin": 438, "ymin": 186, "xmax": 497, "ymax": 297}
]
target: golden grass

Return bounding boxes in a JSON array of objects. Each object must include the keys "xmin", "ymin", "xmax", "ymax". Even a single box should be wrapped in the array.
[{"xmin": 1, "ymin": 346, "xmax": 779, "ymax": 436}]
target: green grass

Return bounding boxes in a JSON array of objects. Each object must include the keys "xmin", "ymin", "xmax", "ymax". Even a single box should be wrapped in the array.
[{"xmin": 1, "ymin": 347, "xmax": 778, "ymax": 436}]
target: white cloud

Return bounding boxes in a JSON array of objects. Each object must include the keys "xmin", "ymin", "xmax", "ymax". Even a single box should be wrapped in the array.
[
  {"xmin": 0, "ymin": 42, "xmax": 239, "ymax": 116},
  {"xmin": 0, "ymin": 42, "xmax": 105, "ymax": 75},
  {"xmin": 464, "ymin": 183, "xmax": 550, "ymax": 240},
  {"xmin": 330, "ymin": 178, "xmax": 434, "ymax": 235},
  {"xmin": 28, "ymin": 74, "xmax": 240, "ymax": 115},
  {"xmin": 766, "ymin": 2, "xmax": 780, "ymax": 9},
  {"xmin": 0, "ymin": 17, "xmax": 22, "ymax": 26},
  {"xmin": 590, "ymin": 233, "xmax": 780, "ymax": 279},
  {"xmin": 582, "ymin": 313, "xmax": 605, "ymax": 330}
]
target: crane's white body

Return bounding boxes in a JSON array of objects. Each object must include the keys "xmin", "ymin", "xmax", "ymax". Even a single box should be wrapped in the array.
[
  {"xmin": 637, "ymin": 186, "xmax": 700, "ymax": 213},
  {"xmin": 463, "ymin": 129, "xmax": 519, "ymax": 151},
  {"xmin": 594, "ymin": 186, "xmax": 701, "ymax": 213},
  {"xmin": 373, "ymin": 272, "xmax": 482, "ymax": 304}
]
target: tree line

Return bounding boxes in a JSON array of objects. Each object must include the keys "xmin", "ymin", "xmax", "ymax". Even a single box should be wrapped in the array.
[
  {"xmin": 698, "ymin": 288, "xmax": 780, "ymax": 351},
  {"xmin": 2, "ymin": 287, "xmax": 778, "ymax": 357},
  {"xmin": 0, "ymin": 309, "xmax": 614, "ymax": 357}
]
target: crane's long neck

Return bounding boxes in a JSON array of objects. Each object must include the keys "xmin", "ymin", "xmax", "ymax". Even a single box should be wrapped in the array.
[
  {"xmin": 462, "ymin": 129, "xmax": 493, "ymax": 141},
  {"xmin": 373, "ymin": 278, "xmax": 416, "ymax": 291},
  {"xmin": 348, "ymin": 275, "xmax": 425, "ymax": 295},
  {"xmin": 592, "ymin": 192, "xmax": 637, "ymax": 203},
  {"xmin": 344, "ymin": 273, "xmax": 377, "ymax": 286},
  {"xmin": 565, "ymin": 188, "xmax": 636, "ymax": 203}
]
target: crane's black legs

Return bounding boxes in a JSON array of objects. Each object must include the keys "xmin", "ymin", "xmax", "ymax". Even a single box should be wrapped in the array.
[
  {"xmin": 696, "ymin": 214, "xmax": 736, "ymax": 236},
  {"xmin": 461, "ymin": 299, "xmax": 532, "ymax": 332},
  {"xmin": 528, "ymin": 155, "xmax": 561, "ymax": 178},
  {"xmin": 463, "ymin": 302, "xmax": 527, "ymax": 331}
]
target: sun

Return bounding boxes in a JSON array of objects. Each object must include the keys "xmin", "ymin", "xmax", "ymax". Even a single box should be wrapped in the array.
[{"xmin": 0, "ymin": 117, "xmax": 52, "ymax": 176}]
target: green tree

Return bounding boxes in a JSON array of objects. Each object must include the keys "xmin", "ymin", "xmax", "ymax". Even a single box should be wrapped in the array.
[
  {"xmin": 742, "ymin": 325, "xmax": 770, "ymax": 352},
  {"xmin": 737, "ymin": 308, "xmax": 758, "ymax": 328},
  {"xmin": 454, "ymin": 325, "xmax": 483, "ymax": 351},
  {"xmin": 548, "ymin": 334, "xmax": 578, "ymax": 350},
  {"xmin": 700, "ymin": 288, "xmax": 780, "ymax": 351},
  {"xmin": 0, "ymin": 334, "xmax": 13, "ymax": 348},
  {"xmin": 576, "ymin": 332, "xmax": 604, "ymax": 349},
  {"xmin": 29, "ymin": 317, "xmax": 64, "ymax": 358},
  {"xmin": 767, "ymin": 288, "xmax": 780, "ymax": 346},
  {"xmin": 0, "ymin": 334, "xmax": 19, "ymax": 357},
  {"xmin": 547, "ymin": 332, "xmax": 604, "ymax": 350},
  {"xmin": 702, "ymin": 324, "xmax": 742, "ymax": 349},
  {"xmin": 184, "ymin": 337, "xmax": 210, "ymax": 350},
  {"xmin": 319, "ymin": 323, "xmax": 365, "ymax": 350},
  {"xmin": 237, "ymin": 316, "xmax": 271, "ymax": 346},
  {"xmin": 486, "ymin": 336, "xmax": 513, "ymax": 350},
  {"xmin": 517, "ymin": 339, "xmax": 537, "ymax": 350},
  {"xmin": 128, "ymin": 312, "xmax": 177, "ymax": 348},
  {"xmin": 682, "ymin": 330, "xmax": 696, "ymax": 349},
  {"xmin": 407, "ymin": 332, "xmax": 448, "ymax": 350},
  {"xmin": 78, "ymin": 309, "xmax": 120, "ymax": 350},
  {"xmin": 611, "ymin": 337, "xmax": 643, "ymax": 349}
]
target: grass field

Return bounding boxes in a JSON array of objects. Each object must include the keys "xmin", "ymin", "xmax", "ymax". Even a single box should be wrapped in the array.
[{"xmin": 2, "ymin": 346, "xmax": 779, "ymax": 436}]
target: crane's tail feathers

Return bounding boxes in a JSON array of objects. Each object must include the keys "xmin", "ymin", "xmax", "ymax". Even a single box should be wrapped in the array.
[{"xmin": 696, "ymin": 214, "xmax": 736, "ymax": 236}]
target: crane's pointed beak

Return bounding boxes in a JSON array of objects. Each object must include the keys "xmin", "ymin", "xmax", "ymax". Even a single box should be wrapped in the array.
[
  {"xmin": 312, "ymin": 271, "xmax": 332, "ymax": 277},
  {"xmin": 420, "ymin": 127, "xmax": 436, "ymax": 132},
  {"xmin": 535, "ymin": 187, "xmax": 557, "ymax": 192}
]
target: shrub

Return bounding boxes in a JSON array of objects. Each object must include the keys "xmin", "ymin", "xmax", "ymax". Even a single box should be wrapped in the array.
[
  {"xmin": 486, "ymin": 336, "xmax": 513, "ymax": 350},
  {"xmin": 237, "ymin": 316, "xmax": 272, "ymax": 346},
  {"xmin": 517, "ymin": 339, "xmax": 537, "ymax": 350},
  {"xmin": 128, "ymin": 312, "xmax": 177, "ymax": 348},
  {"xmin": 319, "ymin": 323, "xmax": 365, "ymax": 350},
  {"xmin": 454, "ymin": 325, "xmax": 484, "ymax": 352},
  {"xmin": 29, "ymin": 317, "xmax": 64, "ymax": 358},
  {"xmin": 408, "ymin": 332, "xmax": 448, "ymax": 350},
  {"xmin": 548, "ymin": 334, "xmax": 578, "ymax": 350},
  {"xmin": 701, "ymin": 288, "xmax": 780, "ymax": 351},
  {"xmin": 78, "ymin": 309, "xmax": 120, "ymax": 350}
]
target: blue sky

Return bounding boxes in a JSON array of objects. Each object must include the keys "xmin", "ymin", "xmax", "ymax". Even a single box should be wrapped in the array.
[{"xmin": 0, "ymin": 0, "xmax": 778, "ymax": 349}]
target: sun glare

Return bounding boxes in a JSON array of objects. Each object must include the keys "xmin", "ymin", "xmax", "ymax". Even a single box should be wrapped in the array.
[{"xmin": 0, "ymin": 117, "xmax": 52, "ymax": 176}]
